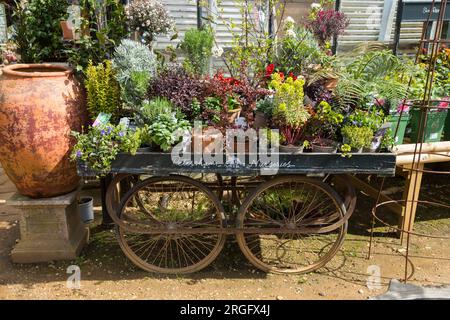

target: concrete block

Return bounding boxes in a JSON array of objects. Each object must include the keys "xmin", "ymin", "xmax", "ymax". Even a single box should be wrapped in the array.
[{"xmin": 6, "ymin": 190, "xmax": 88, "ymax": 263}]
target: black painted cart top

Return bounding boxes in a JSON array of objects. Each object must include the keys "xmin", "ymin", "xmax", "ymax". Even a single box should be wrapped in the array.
[{"xmin": 77, "ymin": 152, "xmax": 396, "ymax": 177}]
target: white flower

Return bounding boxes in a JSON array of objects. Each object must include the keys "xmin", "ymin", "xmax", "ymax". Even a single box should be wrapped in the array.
[
  {"xmin": 212, "ymin": 45, "xmax": 224, "ymax": 58},
  {"xmin": 284, "ymin": 16, "xmax": 295, "ymax": 24},
  {"xmin": 311, "ymin": 3, "xmax": 321, "ymax": 9},
  {"xmin": 285, "ymin": 29, "xmax": 296, "ymax": 38}
]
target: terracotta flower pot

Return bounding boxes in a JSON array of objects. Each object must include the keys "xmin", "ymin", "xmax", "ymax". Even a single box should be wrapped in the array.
[
  {"xmin": 253, "ymin": 111, "xmax": 268, "ymax": 130},
  {"xmin": 0, "ymin": 64, "xmax": 87, "ymax": 198},
  {"xmin": 191, "ymin": 127, "xmax": 223, "ymax": 154},
  {"xmin": 227, "ymin": 108, "xmax": 241, "ymax": 125}
]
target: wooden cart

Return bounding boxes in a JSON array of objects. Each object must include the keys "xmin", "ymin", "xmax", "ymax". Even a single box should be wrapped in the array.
[{"xmin": 78, "ymin": 152, "xmax": 396, "ymax": 274}]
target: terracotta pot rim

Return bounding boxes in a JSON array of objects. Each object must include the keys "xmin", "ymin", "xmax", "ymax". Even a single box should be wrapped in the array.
[{"xmin": 2, "ymin": 63, "xmax": 73, "ymax": 78}]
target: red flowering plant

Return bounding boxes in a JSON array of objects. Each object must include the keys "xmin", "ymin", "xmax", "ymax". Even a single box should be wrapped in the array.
[
  {"xmin": 204, "ymin": 69, "xmax": 270, "ymax": 128},
  {"xmin": 308, "ymin": 9, "xmax": 349, "ymax": 49}
]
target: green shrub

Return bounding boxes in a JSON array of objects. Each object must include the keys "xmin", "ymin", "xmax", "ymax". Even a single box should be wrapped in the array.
[
  {"xmin": 139, "ymin": 97, "xmax": 174, "ymax": 124},
  {"xmin": 341, "ymin": 126, "xmax": 374, "ymax": 150},
  {"xmin": 180, "ymin": 27, "xmax": 214, "ymax": 76},
  {"xmin": 65, "ymin": 0, "xmax": 127, "ymax": 72},
  {"xmin": 12, "ymin": 0, "xmax": 68, "ymax": 62},
  {"xmin": 85, "ymin": 60, "xmax": 121, "ymax": 120}
]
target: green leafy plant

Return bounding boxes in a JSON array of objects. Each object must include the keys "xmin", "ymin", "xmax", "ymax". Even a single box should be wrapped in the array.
[
  {"xmin": 71, "ymin": 123, "xmax": 142, "ymax": 173},
  {"xmin": 341, "ymin": 125, "xmax": 374, "ymax": 150},
  {"xmin": 346, "ymin": 107, "xmax": 385, "ymax": 132},
  {"xmin": 180, "ymin": 27, "xmax": 215, "ymax": 76},
  {"xmin": 11, "ymin": 0, "xmax": 68, "ymax": 62},
  {"xmin": 148, "ymin": 114, "xmax": 191, "ymax": 151},
  {"xmin": 85, "ymin": 60, "xmax": 121, "ymax": 120},
  {"xmin": 309, "ymin": 100, "xmax": 344, "ymax": 141},
  {"xmin": 139, "ymin": 97, "xmax": 174, "ymax": 124},
  {"xmin": 65, "ymin": 0, "xmax": 127, "ymax": 72},
  {"xmin": 276, "ymin": 23, "xmax": 331, "ymax": 76},
  {"xmin": 256, "ymin": 97, "xmax": 275, "ymax": 117},
  {"xmin": 203, "ymin": 96, "xmax": 222, "ymax": 125},
  {"xmin": 335, "ymin": 48, "xmax": 413, "ymax": 109}
]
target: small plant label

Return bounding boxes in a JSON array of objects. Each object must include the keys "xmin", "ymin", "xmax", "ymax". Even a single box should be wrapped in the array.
[{"xmin": 92, "ymin": 113, "xmax": 111, "ymax": 127}]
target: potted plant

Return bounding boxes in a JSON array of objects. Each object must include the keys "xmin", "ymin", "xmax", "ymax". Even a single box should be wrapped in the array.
[
  {"xmin": 254, "ymin": 97, "xmax": 274, "ymax": 129},
  {"xmin": 225, "ymin": 94, "xmax": 242, "ymax": 125},
  {"xmin": 71, "ymin": 123, "xmax": 143, "ymax": 174},
  {"xmin": 409, "ymin": 47, "xmax": 449, "ymax": 143},
  {"xmin": 125, "ymin": 0, "xmax": 175, "ymax": 46},
  {"xmin": 148, "ymin": 113, "xmax": 191, "ymax": 152},
  {"xmin": 309, "ymin": 101, "xmax": 343, "ymax": 153},
  {"xmin": 270, "ymin": 73, "xmax": 311, "ymax": 154},
  {"xmin": 387, "ymin": 100, "xmax": 411, "ymax": 145},
  {"xmin": 341, "ymin": 126, "xmax": 374, "ymax": 153},
  {"xmin": 409, "ymin": 101, "xmax": 449, "ymax": 143}
]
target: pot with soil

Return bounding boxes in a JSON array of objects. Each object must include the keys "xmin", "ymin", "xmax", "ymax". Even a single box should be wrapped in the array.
[
  {"xmin": 0, "ymin": 64, "xmax": 87, "ymax": 198},
  {"xmin": 311, "ymin": 139, "xmax": 338, "ymax": 153},
  {"xmin": 279, "ymin": 144, "xmax": 304, "ymax": 154},
  {"xmin": 253, "ymin": 111, "xmax": 268, "ymax": 129},
  {"xmin": 226, "ymin": 108, "xmax": 241, "ymax": 126},
  {"xmin": 191, "ymin": 127, "xmax": 223, "ymax": 154}
]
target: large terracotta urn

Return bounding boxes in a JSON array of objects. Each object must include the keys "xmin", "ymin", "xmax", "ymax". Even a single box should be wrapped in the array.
[{"xmin": 0, "ymin": 64, "xmax": 87, "ymax": 198}]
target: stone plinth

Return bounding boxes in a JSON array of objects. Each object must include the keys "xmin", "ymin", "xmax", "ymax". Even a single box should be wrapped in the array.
[{"xmin": 7, "ymin": 191, "xmax": 88, "ymax": 263}]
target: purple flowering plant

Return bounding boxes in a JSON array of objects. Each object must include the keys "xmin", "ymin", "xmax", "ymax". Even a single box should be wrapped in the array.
[{"xmin": 71, "ymin": 123, "xmax": 143, "ymax": 173}]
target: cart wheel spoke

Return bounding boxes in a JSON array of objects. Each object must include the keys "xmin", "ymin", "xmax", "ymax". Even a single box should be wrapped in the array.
[
  {"xmin": 236, "ymin": 176, "xmax": 347, "ymax": 274},
  {"xmin": 116, "ymin": 176, "xmax": 226, "ymax": 274}
]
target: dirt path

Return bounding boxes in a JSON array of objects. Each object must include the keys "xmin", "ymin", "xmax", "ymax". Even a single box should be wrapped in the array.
[{"xmin": 0, "ymin": 175, "xmax": 449, "ymax": 300}]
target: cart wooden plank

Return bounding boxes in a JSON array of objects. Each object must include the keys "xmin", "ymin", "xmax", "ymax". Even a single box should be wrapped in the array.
[{"xmin": 78, "ymin": 152, "xmax": 397, "ymax": 177}]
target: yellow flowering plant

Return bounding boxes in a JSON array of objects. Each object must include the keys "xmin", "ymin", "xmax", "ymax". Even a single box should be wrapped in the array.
[{"xmin": 270, "ymin": 73, "xmax": 311, "ymax": 146}]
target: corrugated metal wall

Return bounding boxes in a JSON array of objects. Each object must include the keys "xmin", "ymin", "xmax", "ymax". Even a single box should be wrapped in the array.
[
  {"xmin": 154, "ymin": 0, "xmax": 199, "ymax": 49},
  {"xmin": 153, "ymin": 0, "xmax": 426, "ymax": 55},
  {"xmin": 338, "ymin": 0, "xmax": 423, "ymax": 51}
]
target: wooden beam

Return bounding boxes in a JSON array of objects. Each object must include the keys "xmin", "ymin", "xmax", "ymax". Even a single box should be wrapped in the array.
[
  {"xmin": 396, "ymin": 151, "xmax": 450, "ymax": 165},
  {"xmin": 394, "ymin": 141, "xmax": 450, "ymax": 155},
  {"xmin": 399, "ymin": 163, "xmax": 424, "ymax": 241},
  {"xmin": 345, "ymin": 175, "xmax": 403, "ymax": 216}
]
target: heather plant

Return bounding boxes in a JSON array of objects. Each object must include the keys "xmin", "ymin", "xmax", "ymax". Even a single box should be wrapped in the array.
[
  {"xmin": 308, "ymin": 9, "xmax": 349, "ymax": 48},
  {"xmin": 180, "ymin": 27, "xmax": 215, "ymax": 76},
  {"xmin": 85, "ymin": 60, "xmax": 121, "ymax": 120},
  {"xmin": 125, "ymin": 0, "xmax": 175, "ymax": 45}
]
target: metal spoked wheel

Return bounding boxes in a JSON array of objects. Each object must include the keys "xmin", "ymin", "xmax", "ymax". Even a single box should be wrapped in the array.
[
  {"xmin": 116, "ymin": 175, "xmax": 227, "ymax": 274},
  {"xmin": 235, "ymin": 176, "xmax": 347, "ymax": 274}
]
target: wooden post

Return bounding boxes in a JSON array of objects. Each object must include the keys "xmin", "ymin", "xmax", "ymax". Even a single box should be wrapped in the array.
[{"xmin": 399, "ymin": 163, "xmax": 424, "ymax": 240}]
